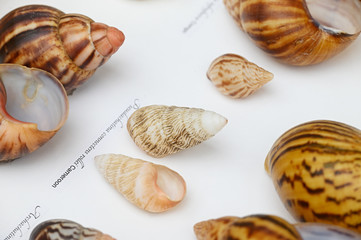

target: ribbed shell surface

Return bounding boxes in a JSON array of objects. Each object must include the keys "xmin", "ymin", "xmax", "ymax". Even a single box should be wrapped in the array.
[
  {"xmin": 0, "ymin": 5, "xmax": 96, "ymax": 94},
  {"xmin": 223, "ymin": 0, "xmax": 360, "ymax": 65},
  {"xmin": 265, "ymin": 120, "xmax": 361, "ymax": 232},
  {"xmin": 127, "ymin": 105, "xmax": 217, "ymax": 158}
]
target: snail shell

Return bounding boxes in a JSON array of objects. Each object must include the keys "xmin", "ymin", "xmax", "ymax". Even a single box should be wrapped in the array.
[
  {"xmin": 194, "ymin": 214, "xmax": 361, "ymax": 240},
  {"xmin": 30, "ymin": 219, "xmax": 115, "ymax": 240},
  {"xmin": 223, "ymin": 0, "xmax": 361, "ymax": 65},
  {"xmin": 194, "ymin": 215, "xmax": 303, "ymax": 240},
  {"xmin": 94, "ymin": 153, "xmax": 186, "ymax": 213},
  {"xmin": 127, "ymin": 105, "xmax": 228, "ymax": 158},
  {"xmin": 0, "ymin": 64, "xmax": 68, "ymax": 162},
  {"xmin": 265, "ymin": 120, "xmax": 361, "ymax": 232},
  {"xmin": 207, "ymin": 53, "xmax": 273, "ymax": 98},
  {"xmin": 0, "ymin": 5, "xmax": 125, "ymax": 94}
]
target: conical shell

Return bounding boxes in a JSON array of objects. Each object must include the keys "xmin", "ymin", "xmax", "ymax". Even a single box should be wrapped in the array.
[
  {"xmin": 127, "ymin": 105, "xmax": 228, "ymax": 158},
  {"xmin": 194, "ymin": 215, "xmax": 302, "ymax": 240},
  {"xmin": 94, "ymin": 153, "xmax": 186, "ymax": 213},
  {"xmin": 30, "ymin": 219, "xmax": 115, "ymax": 240},
  {"xmin": 207, "ymin": 54, "xmax": 273, "ymax": 98}
]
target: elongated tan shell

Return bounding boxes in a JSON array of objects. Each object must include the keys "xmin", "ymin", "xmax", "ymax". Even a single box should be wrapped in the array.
[
  {"xmin": 0, "ymin": 5, "xmax": 125, "ymax": 94},
  {"xmin": 127, "ymin": 105, "xmax": 228, "ymax": 158},
  {"xmin": 223, "ymin": 0, "xmax": 361, "ymax": 65},
  {"xmin": 0, "ymin": 64, "xmax": 68, "ymax": 162},
  {"xmin": 207, "ymin": 54, "xmax": 273, "ymax": 98},
  {"xmin": 30, "ymin": 219, "xmax": 115, "ymax": 240},
  {"xmin": 94, "ymin": 154, "xmax": 186, "ymax": 213},
  {"xmin": 194, "ymin": 215, "xmax": 303, "ymax": 240},
  {"xmin": 265, "ymin": 120, "xmax": 361, "ymax": 233}
]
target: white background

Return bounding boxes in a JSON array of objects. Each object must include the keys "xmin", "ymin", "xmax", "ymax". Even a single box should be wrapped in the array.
[{"xmin": 0, "ymin": 0, "xmax": 361, "ymax": 239}]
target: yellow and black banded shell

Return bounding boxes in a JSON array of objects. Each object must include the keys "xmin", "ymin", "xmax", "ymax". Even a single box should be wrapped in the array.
[
  {"xmin": 30, "ymin": 219, "xmax": 115, "ymax": 240},
  {"xmin": 223, "ymin": 0, "xmax": 361, "ymax": 66},
  {"xmin": 194, "ymin": 215, "xmax": 303, "ymax": 240},
  {"xmin": 265, "ymin": 120, "xmax": 361, "ymax": 232},
  {"xmin": 0, "ymin": 5, "xmax": 124, "ymax": 94}
]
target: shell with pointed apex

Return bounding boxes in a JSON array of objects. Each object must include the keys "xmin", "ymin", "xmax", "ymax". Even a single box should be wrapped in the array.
[
  {"xmin": 223, "ymin": 0, "xmax": 361, "ymax": 66},
  {"xmin": 0, "ymin": 4, "xmax": 125, "ymax": 94},
  {"xmin": 194, "ymin": 215, "xmax": 303, "ymax": 240},
  {"xmin": 0, "ymin": 64, "xmax": 68, "ymax": 162},
  {"xmin": 30, "ymin": 219, "xmax": 115, "ymax": 240},
  {"xmin": 127, "ymin": 105, "xmax": 228, "ymax": 158},
  {"xmin": 94, "ymin": 153, "xmax": 186, "ymax": 213},
  {"xmin": 207, "ymin": 54, "xmax": 273, "ymax": 98},
  {"xmin": 265, "ymin": 120, "xmax": 361, "ymax": 233}
]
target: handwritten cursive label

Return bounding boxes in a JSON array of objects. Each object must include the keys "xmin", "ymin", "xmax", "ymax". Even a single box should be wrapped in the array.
[
  {"xmin": 3, "ymin": 206, "xmax": 40, "ymax": 240},
  {"xmin": 183, "ymin": 0, "xmax": 220, "ymax": 33},
  {"xmin": 51, "ymin": 99, "xmax": 141, "ymax": 189}
]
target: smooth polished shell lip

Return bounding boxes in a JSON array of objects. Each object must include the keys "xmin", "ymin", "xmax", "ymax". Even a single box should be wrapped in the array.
[
  {"xmin": 0, "ymin": 64, "xmax": 69, "ymax": 162},
  {"xmin": 224, "ymin": 0, "xmax": 361, "ymax": 65},
  {"xmin": 94, "ymin": 153, "xmax": 187, "ymax": 213}
]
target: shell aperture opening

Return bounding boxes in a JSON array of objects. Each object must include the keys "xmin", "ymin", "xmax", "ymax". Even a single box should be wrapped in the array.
[{"xmin": 155, "ymin": 164, "xmax": 186, "ymax": 201}]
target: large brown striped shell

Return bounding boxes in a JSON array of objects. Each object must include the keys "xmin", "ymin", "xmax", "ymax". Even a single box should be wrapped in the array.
[
  {"xmin": 194, "ymin": 215, "xmax": 303, "ymax": 240},
  {"xmin": 194, "ymin": 215, "xmax": 361, "ymax": 240},
  {"xmin": 30, "ymin": 219, "xmax": 115, "ymax": 240},
  {"xmin": 223, "ymin": 0, "xmax": 361, "ymax": 65},
  {"xmin": 0, "ymin": 5, "xmax": 125, "ymax": 94},
  {"xmin": 265, "ymin": 120, "xmax": 361, "ymax": 232}
]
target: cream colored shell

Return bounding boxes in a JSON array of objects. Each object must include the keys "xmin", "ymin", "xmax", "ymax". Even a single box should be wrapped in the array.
[
  {"xmin": 127, "ymin": 105, "xmax": 228, "ymax": 158},
  {"xmin": 94, "ymin": 153, "xmax": 186, "ymax": 213},
  {"xmin": 207, "ymin": 54, "xmax": 273, "ymax": 98}
]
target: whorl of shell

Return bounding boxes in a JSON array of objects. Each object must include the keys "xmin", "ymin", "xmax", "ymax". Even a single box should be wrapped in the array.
[
  {"xmin": 0, "ymin": 64, "xmax": 68, "ymax": 162},
  {"xmin": 265, "ymin": 120, "xmax": 361, "ymax": 233},
  {"xmin": 30, "ymin": 219, "xmax": 115, "ymax": 240},
  {"xmin": 194, "ymin": 215, "xmax": 361, "ymax": 240},
  {"xmin": 207, "ymin": 54, "xmax": 273, "ymax": 98},
  {"xmin": 127, "ymin": 105, "xmax": 228, "ymax": 158},
  {"xmin": 295, "ymin": 222, "xmax": 361, "ymax": 240},
  {"xmin": 94, "ymin": 153, "xmax": 186, "ymax": 213},
  {"xmin": 0, "ymin": 5, "xmax": 125, "ymax": 94},
  {"xmin": 223, "ymin": 0, "xmax": 361, "ymax": 66},
  {"xmin": 194, "ymin": 215, "xmax": 303, "ymax": 240}
]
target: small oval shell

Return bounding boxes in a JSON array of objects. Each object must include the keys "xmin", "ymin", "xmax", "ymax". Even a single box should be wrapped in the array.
[
  {"xmin": 265, "ymin": 120, "xmax": 361, "ymax": 233},
  {"xmin": 127, "ymin": 105, "xmax": 228, "ymax": 158},
  {"xmin": 194, "ymin": 215, "xmax": 302, "ymax": 240},
  {"xmin": 207, "ymin": 54, "xmax": 273, "ymax": 98},
  {"xmin": 30, "ymin": 219, "xmax": 115, "ymax": 240},
  {"xmin": 94, "ymin": 153, "xmax": 186, "ymax": 213},
  {"xmin": 0, "ymin": 64, "xmax": 68, "ymax": 162}
]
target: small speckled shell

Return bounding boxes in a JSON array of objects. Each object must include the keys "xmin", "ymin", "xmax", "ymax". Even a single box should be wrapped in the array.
[
  {"xmin": 94, "ymin": 153, "xmax": 186, "ymax": 213},
  {"xmin": 265, "ymin": 120, "xmax": 361, "ymax": 233},
  {"xmin": 194, "ymin": 215, "xmax": 302, "ymax": 240},
  {"xmin": 30, "ymin": 219, "xmax": 114, "ymax": 240},
  {"xmin": 207, "ymin": 54, "xmax": 273, "ymax": 98},
  {"xmin": 127, "ymin": 105, "xmax": 228, "ymax": 158}
]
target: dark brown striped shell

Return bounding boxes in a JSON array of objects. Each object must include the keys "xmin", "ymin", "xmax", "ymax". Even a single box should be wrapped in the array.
[
  {"xmin": 0, "ymin": 5, "xmax": 124, "ymax": 94},
  {"xmin": 223, "ymin": 0, "xmax": 361, "ymax": 66},
  {"xmin": 30, "ymin": 219, "xmax": 115, "ymax": 240},
  {"xmin": 194, "ymin": 215, "xmax": 303, "ymax": 240},
  {"xmin": 265, "ymin": 120, "xmax": 361, "ymax": 232}
]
